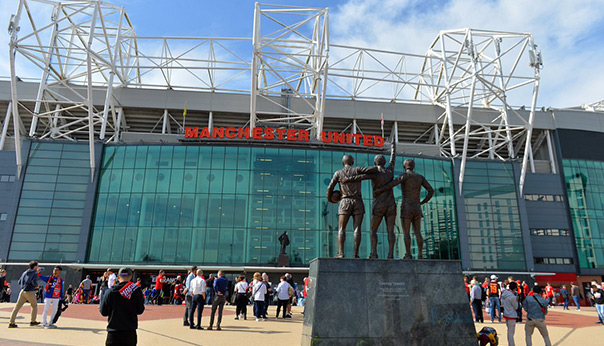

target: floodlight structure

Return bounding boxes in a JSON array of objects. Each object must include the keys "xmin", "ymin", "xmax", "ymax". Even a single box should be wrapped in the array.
[
  {"xmin": 583, "ymin": 99, "xmax": 604, "ymax": 112},
  {"xmin": 250, "ymin": 3, "xmax": 329, "ymax": 139},
  {"xmin": 7, "ymin": 0, "xmax": 137, "ymax": 178},
  {"xmin": 416, "ymin": 29, "xmax": 543, "ymax": 194}
]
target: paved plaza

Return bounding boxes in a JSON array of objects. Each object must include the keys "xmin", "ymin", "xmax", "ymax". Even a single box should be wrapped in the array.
[{"xmin": 0, "ymin": 303, "xmax": 602, "ymax": 345}]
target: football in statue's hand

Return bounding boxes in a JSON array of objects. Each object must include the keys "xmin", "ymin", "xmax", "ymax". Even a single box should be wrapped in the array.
[{"xmin": 329, "ymin": 190, "xmax": 342, "ymax": 203}]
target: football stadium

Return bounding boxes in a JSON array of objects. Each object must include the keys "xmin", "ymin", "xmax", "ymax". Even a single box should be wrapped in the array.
[{"xmin": 1, "ymin": 0, "xmax": 604, "ymax": 294}]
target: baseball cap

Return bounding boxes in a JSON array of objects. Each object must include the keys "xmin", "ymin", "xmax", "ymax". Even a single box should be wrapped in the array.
[
  {"xmin": 490, "ymin": 275, "xmax": 498, "ymax": 280},
  {"xmin": 118, "ymin": 267, "xmax": 133, "ymax": 276}
]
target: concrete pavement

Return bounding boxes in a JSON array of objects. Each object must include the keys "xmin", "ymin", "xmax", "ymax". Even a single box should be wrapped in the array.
[{"xmin": 1, "ymin": 303, "xmax": 602, "ymax": 345}]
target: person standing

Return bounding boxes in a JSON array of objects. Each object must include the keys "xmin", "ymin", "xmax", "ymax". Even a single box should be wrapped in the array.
[
  {"xmin": 100, "ymin": 267, "xmax": 144, "ymax": 346},
  {"xmin": 502, "ymin": 281, "xmax": 520, "ymax": 346},
  {"xmin": 487, "ymin": 275, "xmax": 501, "ymax": 323},
  {"xmin": 593, "ymin": 284, "xmax": 604, "ymax": 325},
  {"xmin": 208, "ymin": 270, "xmax": 228, "ymax": 330},
  {"xmin": 252, "ymin": 272, "xmax": 267, "ymax": 321},
  {"xmin": 262, "ymin": 273, "xmax": 273, "ymax": 318},
  {"xmin": 234, "ymin": 275, "xmax": 248, "ymax": 320},
  {"xmin": 559, "ymin": 285, "xmax": 570, "ymax": 310},
  {"xmin": 470, "ymin": 279, "xmax": 484, "ymax": 323},
  {"xmin": 107, "ymin": 269, "xmax": 117, "ymax": 289},
  {"xmin": 39, "ymin": 266, "xmax": 65, "ymax": 329},
  {"xmin": 275, "ymin": 276, "xmax": 292, "ymax": 319},
  {"xmin": 66, "ymin": 285, "xmax": 73, "ymax": 304},
  {"xmin": 188, "ymin": 269, "xmax": 206, "ymax": 330},
  {"xmin": 571, "ymin": 282, "xmax": 581, "ymax": 311},
  {"xmin": 205, "ymin": 274, "xmax": 215, "ymax": 305},
  {"xmin": 545, "ymin": 283, "xmax": 554, "ymax": 308},
  {"xmin": 183, "ymin": 266, "xmax": 197, "ymax": 327},
  {"xmin": 285, "ymin": 273, "xmax": 295, "ymax": 318},
  {"xmin": 80, "ymin": 275, "xmax": 92, "ymax": 304},
  {"xmin": 0, "ymin": 269, "xmax": 8, "ymax": 303},
  {"xmin": 523, "ymin": 286, "xmax": 552, "ymax": 346},
  {"xmin": 99, "ymin": 272, "xmax": 109, "ymax": 306},
  {"xmin": 173, "ymin": 276, "xmax": 183, "ymax": 305},
  {"xmin": 153, "ymin": 270, "xmax": 165, "ymax": 306},
  {"xmin": 8, "ymin": 261, "xmax": 42, "ymax": 328}
]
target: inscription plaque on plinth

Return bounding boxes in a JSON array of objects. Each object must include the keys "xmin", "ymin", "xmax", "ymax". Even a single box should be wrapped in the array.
[{"xmin": 302, "ymin": 258, "xmax": 476, "ymax": 346}]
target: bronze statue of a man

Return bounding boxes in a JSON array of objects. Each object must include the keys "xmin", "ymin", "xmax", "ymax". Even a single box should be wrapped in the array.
[
  {"xmin": 326, "ymin": 155, "xmax": 377, "ymax": 258},
  {"xmin": 278, "ymin": 231, "xmax": 290, "ymax": 255},
  {"xmin": 342, "ymin": 142, "xmax": 397, "ymax": 259},
  {"xmin": 375, "ymin": 159, "xmax": 434, "ymax": 259}
]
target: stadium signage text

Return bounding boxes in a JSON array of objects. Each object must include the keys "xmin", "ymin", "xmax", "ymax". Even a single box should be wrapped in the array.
[{"xmin": 183, "ymin": 126, "xmax": 385, "ymax": 147}]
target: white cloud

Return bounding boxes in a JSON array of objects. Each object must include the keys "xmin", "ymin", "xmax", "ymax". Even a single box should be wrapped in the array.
[{"xmin": 329, "ymin": 0, "xmax": 604, "ymax": 108}]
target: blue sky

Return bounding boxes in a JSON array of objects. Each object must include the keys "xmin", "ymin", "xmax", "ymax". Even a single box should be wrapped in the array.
[{"xmin": 2, "ymin": 0, "xmax": 604, "ymax": 108}]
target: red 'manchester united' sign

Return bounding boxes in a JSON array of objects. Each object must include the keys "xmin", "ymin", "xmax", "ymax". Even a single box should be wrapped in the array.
[{"xmin": 183, "ymin": 126, "xmax": 385, "ymax": 148}]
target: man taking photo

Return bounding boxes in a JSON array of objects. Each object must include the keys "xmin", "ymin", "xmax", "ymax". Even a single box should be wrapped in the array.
[{"xmin": 100, "ymin": 267, "xmax": 144, "ymax": 346}]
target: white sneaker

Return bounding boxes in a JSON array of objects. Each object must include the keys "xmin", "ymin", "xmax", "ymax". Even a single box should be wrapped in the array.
[
  {"xmin": 256, "ymin": 318, "xmax": 260, "ymax": 322},
  {"xmin": 262, "ymin": 318, "xmax": 267, "ymax": 321}
]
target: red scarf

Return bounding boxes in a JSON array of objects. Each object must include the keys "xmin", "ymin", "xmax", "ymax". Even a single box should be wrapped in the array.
[{"xmin": 119, "ymin": 282, "xmax": 139, "ymax": 300}]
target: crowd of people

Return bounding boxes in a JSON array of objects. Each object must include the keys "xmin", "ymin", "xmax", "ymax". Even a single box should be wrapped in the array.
[
  {"xmin": 4, "ymin": 261, "xmax": 309, "ymax": 345},
  {"xmin": 466, "ymin": 275, "xmax": 604, "ymax": 346}
]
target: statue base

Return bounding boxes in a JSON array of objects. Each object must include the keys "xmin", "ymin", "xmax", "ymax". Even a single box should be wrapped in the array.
[
  {"xmin": 301, "ymin": 258, "xmax": 476, "ymax": 346},
  {"xmin": 277, "ymin": 254, "xmax": 290, "ymax": 267}
]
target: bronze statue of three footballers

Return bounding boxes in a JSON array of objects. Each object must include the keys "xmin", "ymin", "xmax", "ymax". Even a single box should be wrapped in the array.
[{"xmin": 326, "ymin": 140, "xmax": 434, "ymax": 259}]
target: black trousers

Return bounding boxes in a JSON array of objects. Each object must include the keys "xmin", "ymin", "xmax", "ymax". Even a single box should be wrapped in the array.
[
  {"xmin": 106, "ymin": 330, "xmax": 137, "ymax": 346},
  {"xmin": 235, "ymin": 293, "xmax": 247, "ymax": 317},
  {"xmin": 472, "ymin": 299, "xmax": 484, "ymax": 322},
  {"xmin": 276, "ymin": 299, "xmax": 289, "ymax": 318},
  {"xmin": 209, "ymin": 295, "xmax": 226, "ymax": 328}
]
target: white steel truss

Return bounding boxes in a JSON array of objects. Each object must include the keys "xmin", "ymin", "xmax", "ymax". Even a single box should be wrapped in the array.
[
  {"xmin": 5, "ymin": 1, "xmax": 546, "ymax": 193},
  {"xmin": 418, "ymin": 29, "xmax": 542, "ymax": 193},
  {"xmin": 250, "ymin": 3, "xmax": 329, "ymax": 139}
]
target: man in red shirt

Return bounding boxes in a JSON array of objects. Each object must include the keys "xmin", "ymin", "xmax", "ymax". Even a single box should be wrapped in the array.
[
  {"xmin": 154, "ymin": 270, "xmax": 166, "ymax": 306},
  {"xmin": 464, "ymin": 276, "xmax": 470, "ymax": 300},
  {"xmin": 545, "ymin": 282, "xmax": 554, "ymax": 308}
]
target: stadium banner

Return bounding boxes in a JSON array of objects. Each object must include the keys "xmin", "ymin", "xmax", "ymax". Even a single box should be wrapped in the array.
[{"xmin": 181, "ymin": 126, "xmax": 385, "ymax": 148}]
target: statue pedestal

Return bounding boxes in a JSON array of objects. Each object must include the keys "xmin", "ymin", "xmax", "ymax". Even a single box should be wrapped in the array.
[
  {"xmin": 277, "ymin": 254, "xmax": 290, "ymax": 267},
  {"xmin": 302, "ymin": 258, "xmax": 476, "ymax": 346}
]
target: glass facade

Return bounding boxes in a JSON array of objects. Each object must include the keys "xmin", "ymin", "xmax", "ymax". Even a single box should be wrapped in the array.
[
  {"xmin": 88, "ymin": 145, "xmax": 459, "ymax": 266},
  {"xmin": 8, "ymin": 142, "xmax": 91, "ymax": 262},
  {"xmin": 463, "ymin": 161, "xmax": 526, "ymax": 270},
  {"xmin": 563, "ymin": 159, "xmax": 604, "ymax": 269}
]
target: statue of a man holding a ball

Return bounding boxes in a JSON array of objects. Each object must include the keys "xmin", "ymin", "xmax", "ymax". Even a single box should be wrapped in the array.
[{"xmin": 326, "ymin": 155, "xmax": 377, "ymax": 258}]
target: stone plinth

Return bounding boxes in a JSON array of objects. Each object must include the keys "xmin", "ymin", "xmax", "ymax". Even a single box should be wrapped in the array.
[
  {"xmin": 278, "ymin": 254, "xmax": 290, "ymax": 267},
  {"xmin": 301, "ymin": 258, "xmax": 476, "ymax": 346}
]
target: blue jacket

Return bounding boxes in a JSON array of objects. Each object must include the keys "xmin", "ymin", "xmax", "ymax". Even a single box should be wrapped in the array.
[
  {"xmin": 213, "ymin": 276, "xmax": 229, "ymax": 296},
  {"xmin": 523, "ymin": 295, "xmax": 548, "ymax": 320},
  {"xmin": 39, "ymin": 275, "xmax": 65, "ymax": 300},
  {"xmin": 18, "ymin": 269, "xmax": 39, "ymax": 292}
]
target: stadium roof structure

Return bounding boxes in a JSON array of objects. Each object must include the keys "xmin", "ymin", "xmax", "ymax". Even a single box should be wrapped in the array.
[{"xmin": 2, "ymin": 0, "xmax": 551, "ymax": 193}]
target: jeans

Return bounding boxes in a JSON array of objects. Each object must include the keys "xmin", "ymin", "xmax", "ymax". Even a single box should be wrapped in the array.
[
  {"xmin": 42, "ymin": 298, "xmax": 60, "ymax": 326},
  {"xmin": 253, "ymin": 300, "xmax": 266, "ymax": 318},
  {"xmin": 264, "ymin": 298, "xmax": 270, "ymax": 317},
  {"xmin": 189, "ymin": 294, "xmax": 204, "ymax": 327},
  {"xmin": 10, "ymin": 290, "xmax": 38, "ymax": 324},
  {"xmin": 573, "ymin": 295, "xmax": 581, "ymax": 309},
  {"xmin": 205, "ymin": 288, "xmax": 214, "ymax": 305},
  {"xmin": 276, "ymin": 299, "xmax": 289, "ymax": 318},
  {"xmin": 471, "ymin": 299, "xmax": 483, "ymax": 322},
  {"xmin": 596, "ymin": 304, "xmax": 604, "ymax": 323},
  {"xmin": 563, "ymin": 297, "xmax": 569, "ymax": 309},
  {"xmin": 106, "ymin": 330, "xmax": 137, "ymax": 346},
  {"xmin": 183, "ymin": 295, "xmax": 192, "ymax": 323},
  {"xmin": 82, "ymin": 289, "xmax": 90, "ymax": 304},
  {"xmin": 489, "ymin": 297, "xmax": 501, "ymax": 322},
  {"xmin": 506, "ymin": 319, "xmax": 516, "ymax": 346},
  {"xmin": 153, "ymin": 289, "xmax": 162, "ymax": 305},
  {"xmin": 209, "ymin": 295, "xmax": 226, "ymax": 328},
  {"xmin": 547, "ymin": 296, "xmax": 553, "ymax": 307},
  {"xmin": 100, "ymin": 287, "xmax": 108, "ymax": 307},
  {"xmin": 525, "ymin": 318, "xmax": 551, "ymax": 346}
]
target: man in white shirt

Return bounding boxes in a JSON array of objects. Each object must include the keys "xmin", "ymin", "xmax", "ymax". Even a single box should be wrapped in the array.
[
  {"xmin": 252, "ymin": 273, "xmax": 267, "ymax": 321},
  {"xmin": 275, "ymin": 275, "xmax": 292, "ymax": 319},
  {"xmin": 107, "ymin": 269, "xmax": 117, "ymax": 289},
  {"xmin": 188, "ymin": 269, "xmax": 206, "ymax": 330},
  {"xmin": 183, "ymin": 266, "xmax": 197, "ymax": 327}
]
